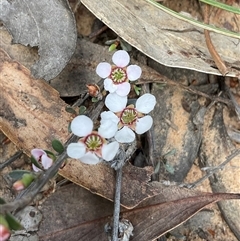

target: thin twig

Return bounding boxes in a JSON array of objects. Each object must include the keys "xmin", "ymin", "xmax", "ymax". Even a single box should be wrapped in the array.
[
  {"xmin": 181, "ymin": 149, "xmax": 240, "ymax": 188},
  {"xmin": 0, "ymin": 150, "xmax": 23, "ymax": 171},
  {"xmin": 204, "ymin": 4, "xmax": 228, "ymax": 75},
  {"xmin": 136, "ymin": 78, "xmax": 232, "ymax": 107},
  {"xmin": 112, "ymin": 167, "xmax": 123, "ymax": 241}
]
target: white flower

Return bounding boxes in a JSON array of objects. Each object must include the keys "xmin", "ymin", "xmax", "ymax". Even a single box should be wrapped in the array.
[
  {"xmin": 31, "ymin": 149, "xmax": 53, "ymax": 172},
  {"xmin": 96, "ymin": 50, "xmax": 142, "ymax": 96},
  {"xmin": 67, "ymin": 115, "xmax": 119, "ymax": 164},
  {"xmin": 101, "ymin": 93, "xmax": 156, "ymax": 143}
]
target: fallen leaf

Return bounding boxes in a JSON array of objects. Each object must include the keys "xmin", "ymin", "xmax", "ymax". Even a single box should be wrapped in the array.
[
  {"xmin": 38, "ymin": 183, "xmax": 240, "ymax": 241},
  {"xmin": 81, "ymin": 0, "xmax": 240, "ymax": 77},
  {"xmin": 0, "ymin": 0, "xmax": 77, "ymax": 80}
]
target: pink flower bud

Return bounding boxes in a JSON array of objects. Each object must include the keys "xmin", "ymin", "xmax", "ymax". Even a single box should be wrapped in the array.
[{"xmin": 0, "ymin": 224, "xmax": 11, "ymax": 241}]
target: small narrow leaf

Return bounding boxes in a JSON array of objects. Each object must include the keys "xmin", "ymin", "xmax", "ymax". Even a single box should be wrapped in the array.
[
  {"xmin": 8, "ymin": 170, "xmax": 33, "ymax": 182},
  {"xmin": 79, "ymin": 106, "xmax": 87, "ymax": 115},
  {"xmin": 65, "ymin": 106, "xmax": 77, "ymax": 114},
  {"xmin": 5, "ymin": 213, "xmax": 23, "ymax": 230},
  {"xmin": 30, "ymin": 156, "xmax": 43, "ymax": 170},
  {"xmin": 52, "ymin": 139, "xmax": 64, "ymax": 154},
  {"xmin": 0, "ymin": 197, "xmax": 6, "ymax": 205}
]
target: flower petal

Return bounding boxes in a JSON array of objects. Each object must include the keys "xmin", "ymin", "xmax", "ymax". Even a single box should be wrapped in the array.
[
  {"xmin": 67, "ymin": 142, "xmax": 86, "ymax": 159},
  {"xmin": 105, "ymin": 93, "xmax": 127, "ymax": 112},
  {"xmin": 115, "ymin": 126, "xmax": 135, "ymax": 143},
  {"xmin": 115, "ymin": 82, "xmax": 131, "ymax": 96},
  {"xmin": 41, "ymin": 154, "xmax": 53, "ymax": 170},
  {"xmin": 112, "ymin": 50, "xmax": 130, "ymax": 67},
  {"xmin": 98, "ymin": 119, "xmax": 118, "ymax": 138},
  {"xmin": 96, "ymin": 62, "xmax": 111, "ymax": 78},
  {"xmin": 104, "ymin": 78, "xmax": 118, "ymax": 93},
  {"xmin": 135, "ymin": 116, "xmax": 153, "ymax": 134},
  {"xmin": 32, "ymin": 164, "xmax": 42, "ymax": 172},
  {"xmin": 71, "ymin": 115, "xmax": 93, "ymax": 137},
  {"xmin": 102, "ymin": 141, "xmax": 119, "ymax": 161},
  {"xmin": 100, "ymin": 111, "xmax": 119, "ymax": 124},
  {"xmin": 80, "ymin": 152, "xmax": 101, "ymax": 164},
  {"xmin": 31, "ymin": 149, "xmax": 46, "ymax": 159},
  {"xmin": 136, "ymin": 93, "xmax": 156, "ymax": 114},
  {"xmin": 127, "ymin": 65, "xmax": 142, "ymax": 81}
]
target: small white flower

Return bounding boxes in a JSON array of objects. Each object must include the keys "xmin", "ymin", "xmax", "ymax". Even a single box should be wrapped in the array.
[
  {"xmin": 96, "ymin": 50, "xmax": 142, "ymax": 96},
  {"xmin": 67, "ymin": 115, "xmax": 119, "ymax": 164},
  {"xmin": 101, "ymin": 93, "xmax": 156, "ymax": 143},
  {"xmin": 31, "ymin": 149, "xmax": 53, "ymax": 172}
]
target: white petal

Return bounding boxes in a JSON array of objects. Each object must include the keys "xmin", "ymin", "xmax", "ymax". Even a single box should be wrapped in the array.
[
  {"xmin": 105, "ymin": 93, "xmax": 127, "ymax": 112},
  {"xmin": 96, "ymin": 62, "xmax": 111, "ymax": 78},
  {"xmin": 31, "ymin": 149, "xmax": 46, "ymax": 159},
  {"xmin": 32, "ymin": 164, "xmax": 42, "ymax": 172},
  {"xmin": 115, "ymin": 82, "xmax": 131, "ymax": 96},
  {"xmin": 41, "ymin": 154, "xmax": 53, "ymax": 170},
  {"xmin": 102, "ymin": 142, "xmax": 119, "ymax": 161},
  {"xmin": 112, "ymin": 50, "xmax": 130, "ymax": 67},
  {"xmin": 104, "ymin": 78, "xmax": 118, "ymax": 93},
  {"xmin": 80, "ymin": 152, "xmax": 101, "ymax": 164},
  {"xmin": 127, "ymin": 65, "xmax": 142, "ymax": 81},
  {"xmin": 98, "ymin": 119, "xmax": 118, "ymax": 138},
  {"xmin": 115, "ymin": 126, "xmax": 135, "ymax": 143},
  {"xmin": 71, "ymin": 115, "xmax": 93, "ymax": 137},
  {"xmin": 67, "ymin": 142, "xmax": 86, "ymax": 159},
  {"xmin": 136, "ymin": 94, "xmax": 156, "ymax": 114},
  {"xmin": 100, "ymin": 111, "xmax": 119, "ymax": 124},
  {"xmin": 135, "ymin": 116, "xmax": 153, "ymax": 134}
]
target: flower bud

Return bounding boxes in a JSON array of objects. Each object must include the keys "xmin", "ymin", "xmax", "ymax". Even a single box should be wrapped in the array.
[{"xmin": 0, "ymin": 216, "xmax": 11, "ymax": 241}]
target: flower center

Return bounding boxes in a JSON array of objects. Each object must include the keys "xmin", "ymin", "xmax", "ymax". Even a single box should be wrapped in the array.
[
  {"xmin": 110, "ymin": 67, "xmax": 127, "ymax": 84},
  {"xmin": 120, "ymin": 107, "xmax": 138, "ymax": 125},
  {"xmin": 84, "ymin": 133, "xmax": 104, "ymax": 151}
]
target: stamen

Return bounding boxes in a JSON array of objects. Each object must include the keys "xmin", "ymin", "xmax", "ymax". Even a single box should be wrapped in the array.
[
  {"xmin": 85, "ymin": 134, "xmax": 103, "ymax": 151},
  {"xmin": 110, "ymin": 67, "xmax": 127, "ymax": 84},
  {"xmin": 120, "ymin": 108, "xmax": 137, "ymax": 125}
]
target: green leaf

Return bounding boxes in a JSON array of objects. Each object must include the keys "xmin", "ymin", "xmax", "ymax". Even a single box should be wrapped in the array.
[
  {"xmin": 91, "ymin": 97, "xmax": 99, "ymax": 102},
  {"xmin": 146, "ymin": 0, "xmax": 240, "ymax": 39},
  {"xmin": 133, "ymin": 85, "xmax": 141, "ymax": 96},
  {"xmin": 109, "ymin": 43, "xmax": 117, "ymax": 52},
  {"xmin": 65, "ymin": 106, "xmax": 77, "ymax": 114},
  {"xmin": 164, "ymin": 162, "xmax": 175, "ymax": 174},
  {"xmin": 0, "ymin": 197, "xmax": 6, "ymax": 205},
  {"xmin": 30, "ymin": 156, "xmax": 43, "ymax": 170},
  {"xmin": 51, "ymin": 139, "xmax": 64, "ymax": 154},
  {"xmin": 8, "ymin": 170, "xmax": 33, "ymax": 182},
  {"xmin": 79, "ymin": 106, "xmax": 86, "ymax": 115},
  {"xmin": 5, "ymin": 213, "xmax": 23, "ymax": 230},
  {"xmin": 0, "ymin": 215, "xmax": 9, "ymax": 228},
  {"xmin": 200, "ymin": 0, "xmax": 240, "ymax": 14}
]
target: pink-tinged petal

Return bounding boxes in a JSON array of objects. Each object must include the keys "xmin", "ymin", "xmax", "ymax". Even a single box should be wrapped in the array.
[
  {"xmin": 102, "ymin": 141, "xmax": 119, "ymax": 161},
  {"xmin": 115, "ymin": 126, "xmax": 135, "ymax": 143},
  {"xmin": 41, "ymin": 154, "xmax": 53, "ymax": 170},
  {"xmin": 136, "ymin": 93, "xmax": 156, "ymax": 114},
  {"xmin": 32, "ymin": 164, "xmax": 42, "ymax": 172},
  {"xmin": 80, "ymin": 152, "xmax": 101, "ymax": 164},
  {"xmin": 0, "ymin": 224, "xmax": 11, "ymax": 241},
  {"xmin": 96, "ymin": 62, "xmax": 111, "ymax": 78},
  {"xmin": 105, "ymin": 93, "xmax": 127, "ymax": 112},
  {"xmin": 115, "ymin": 82, "xmax": 131, "ymax": 96},
  {"xmin": 31, "ymin": 149, "xmax": 46, "ymax": 159},
  {"xmin": 135, "ymin": 116, "xmax": 153, "ymax": 134},
  {"xmin": 98, "ymin": 119, "xmax": 118, "ymax": 138},
  {"xmin": 71, "ymin": 115, "xmax": 93, "ymax": 137},
  {"xmin": 104, "ymin": 78, "xmax": 118, "ymax": 93},
  {"xmin": 127, "ymin": 65, "xmax": 142, "ymax": 81},
  {"xmin": 112, "ymin": 50, "xmax": 130, "ymax": 67},
  {"xmin": 100, "ymin": 111, "xmax": 119, "ymax": 124},
  {"xmin": 67, "ymin": 142, "xmax": 86, "ymax": 159}
]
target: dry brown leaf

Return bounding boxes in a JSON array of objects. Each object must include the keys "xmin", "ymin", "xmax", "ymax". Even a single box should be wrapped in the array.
[
  {"xmin": 38, "ymin": 183, "xmax": 240, "ymax": 241},
  {"xmin": 81, "ymin": 0, "xmax": 240, "ymax": 77}
]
